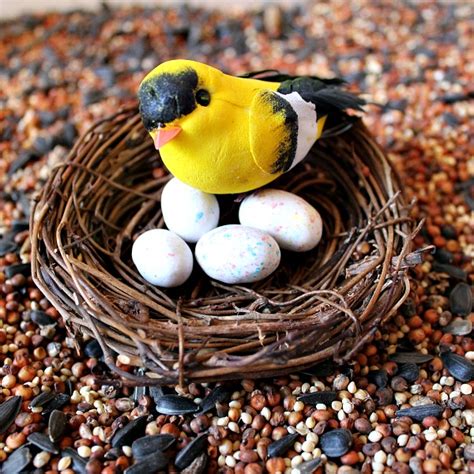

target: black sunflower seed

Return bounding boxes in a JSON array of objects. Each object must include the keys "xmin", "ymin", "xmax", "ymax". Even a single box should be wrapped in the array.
[
  {"xmin": 441, "ymin": 351, "xmax": 474, "ymax": 382},
  {"xmin": 389, "ymin": 352, "xmax": 433, "ymax": 364},
  {"xmin": 395, "ymin": 404, "xmax": 443, "ymax": 421},
  {"xmin": 30, "ymin": 310, "xmax": 56, "ymax": 327},
  {"xmin": 368, "ymin": 370, "xmax": 388, "ymax": 388},
  {"xmin": 29, "ymin": 391, "xmax": 55, "ymax": 409},
  {"xmin": 124, "ymin": 451, "xmax": 169, "ymax": 474},
  {"xmin": 296, "ymin": 457, "xmax": 322, "ymax": 474},
  {"xmin": 0, "ymin": 395, "xmax": 22, "ymax": 434},
  {"xmin": 432, "ymin": 262, "xmax": 467, "ymax": 281},
  {"xmin": 155, "ymin": 394, "xmax": 199, "ymax": 416},
  {"xmin": 175, "ymin": 433, "xmax": 208, "ymax": 470},
  {"xmin": 449, "ymin": 282, "xmax": 472, "ymax": 316},
  {"xmin": 198, "ymin": 385, "xmax": 232, "ymax": 415},
  {"xmin": 297, "ymin": 391, "xmax": 337, "ymax": 405},
  {"xmin": 320, "ymin": 429, "xmax": 352, "ymax": 457},
  {"xmin": 111, "ymin": 415, "xmax": 148, "ymax": 448},
  {"xmin": 11, "ymin": 220, "xmax": 29, "ymax": 234},
  {"xmin": 42, "ymin": 393, "xmax": 70, "ymax": 416},
  {"xmin": 4, "ymin": 263, "xmax": 31, "ymax": 279},
  {"xmin": 0, "ymin": 238, "xmax": 18, "ymax": 257},
  {"xmin": 27, "ymin": 432, "xmax": 59, "ymax": 454},
  {"xmin": 49, "ymin": 409, "xmax": 67, "ymax": 443},
  {"xmin": 180, "ymin": 452, "xmax": 208, "ymax": 474},
  {"xmin": 1, "ymin": 445, "xmax": 32, "ymax": 473},
  {"xmin": 149, "ymin": 386, "xmax": 165, "ymax": 405},
  {"xmin": 268, "ymin": 432, "xmax": 299, "ymax": 458},
  {"xmin": 444, "ymin": 318, "xmax": 472, "ymax": 336},
  {"xmin": 131, "ymin": 434, "xmax": 176, "ymax": 458},
  {"xmin": 396, "ymin": 363, "xmax": 420, "ymax": 383},
  {"xmin": 84, "ymin": 339, "xmax": 103, "ymax": 358},
  {"xmin": 62, "ymin": 448, "xmax": 87, "ymax": 474}
]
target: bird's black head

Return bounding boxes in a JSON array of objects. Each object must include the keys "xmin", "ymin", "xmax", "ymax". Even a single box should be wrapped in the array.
[{"xmin": 138, "ymin": 69, "xmax": 200, "ymax": 131}]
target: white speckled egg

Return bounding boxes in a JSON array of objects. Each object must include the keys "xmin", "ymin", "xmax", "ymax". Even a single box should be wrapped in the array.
[
  {"xmin": 239, "ymin": 189, "xmax": 323, "ymax": 252},
  {"xmin": 132, "ymin": 229, "xmax": 193, "ymax": 287},
  {"xmin": 161, "ymin": 178, "xmax": 220, "ymax": 243},
  {"xmin": 195, "ymin": 225, "xmax": 281, "ymax": 284}
]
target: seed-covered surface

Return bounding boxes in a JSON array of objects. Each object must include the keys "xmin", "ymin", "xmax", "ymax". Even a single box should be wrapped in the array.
[{"xmin": 0, "ymin": 2, "xmax": 473, "ymax": 473}]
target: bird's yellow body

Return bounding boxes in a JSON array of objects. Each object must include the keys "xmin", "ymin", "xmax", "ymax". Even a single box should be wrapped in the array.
[{"xmin": 138, "ymin": 60, "xmax": 361, "ymax": 194}]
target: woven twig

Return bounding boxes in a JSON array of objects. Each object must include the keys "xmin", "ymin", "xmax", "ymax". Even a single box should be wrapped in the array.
[{"xmin": 30, "ymin": 106, "xmax": 421, "ymax": 386}]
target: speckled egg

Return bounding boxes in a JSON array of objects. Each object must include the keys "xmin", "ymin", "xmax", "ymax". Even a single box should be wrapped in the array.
[
  {"xmin": 239, "ymin": 189, "xmax": 323, "ymax": 252},
  {"xmin": 132, "ymin": 229, "xmax": 193, "ymax": 287},
  {"xmin": 161, "ymin": 177, "xmax": 220, "ymax": 243},
  {"xmin": 195, "ymin": 225, "xmax": 281, "ymax": 284}
]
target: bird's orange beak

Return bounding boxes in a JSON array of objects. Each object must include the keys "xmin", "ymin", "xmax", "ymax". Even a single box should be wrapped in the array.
[{"xmin": 152, "ymin": 125, "xmax": 182, "ymax": 150}]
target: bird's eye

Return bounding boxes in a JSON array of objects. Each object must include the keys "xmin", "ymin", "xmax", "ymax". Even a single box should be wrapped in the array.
[{"xmin": 196, "ymin": 89, "xmax": 210, "ymax": 106}]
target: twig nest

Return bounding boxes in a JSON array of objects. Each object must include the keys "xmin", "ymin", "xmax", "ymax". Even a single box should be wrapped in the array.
[{"xmin": 30, "ymin": 107, "xmax": 420, "ymax": 386}]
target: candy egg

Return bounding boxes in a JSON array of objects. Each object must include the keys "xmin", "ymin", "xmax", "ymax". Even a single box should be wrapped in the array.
[
  {"xmin": 195, "ymin": 225, "xmax": 281, "ymax": 284},
  {"xmin": 161, "ymin": 177, "xmax": 220, "ymax": 243},
  {"xmin": 132, "ymin": 229, "xmax": 193, "ymax": 287},
  {"xmin": 239, "ymin": 189, "xmax": 323, "ymax": 252}
]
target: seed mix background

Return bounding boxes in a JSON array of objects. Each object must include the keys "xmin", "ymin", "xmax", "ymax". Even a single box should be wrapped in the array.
[{"xmin": 0, "ymin": 1, "xmax": 473, "ymax": 473}]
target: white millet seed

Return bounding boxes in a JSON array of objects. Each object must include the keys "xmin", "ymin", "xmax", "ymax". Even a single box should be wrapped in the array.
[
  {"xmin": 374, "ymin": 450, "xmax": 387, "ymax": 464},
  {"xmin": 368, "ymin": 430, "xmax": 383, "ymax": 442},
  {"xmin": 77, "ymin": 446, "xmax": 91, "ymax": 458},
  {"xmin": 301, "ymin": 383, "xmax": 310, "ymax": 393},
  {"xmin": 337, "ymin": 410, "xmax": 347, "ymax": 421},
  {"xmin": 229, "ymin": 400, "xmax": 241, "ymax": 409},
  {"xmin": 331, "ymin": 401, "xmax": 343, "ymax": 411},
  {"xmin": 410, "ymin": 424, "xmax": 421, "ymax": 435},
  {"xmin": 301, "ymin": 451, "xmax": 313, "ymax": 462},
  {"xmin": 228, "ymin": 421, "xmax": 239, "ymax": 433},
  {"xmin": 306, "ymin": 432, "xmax": 318, "ymax": 444},
  {"xmin": 372, "ymin": 461, "xmax": 385, "ymax": 472},
  {"xmin": 217, "ymin": 455, "xmax": 226, "ymax": 467},
  {"xmin": 342, "ymin": 401, "xmax": 353, "ymax": 414},
  {"xmin": 261, "ymin": 407, "xmax": 271, "ymax": 421},
  {"xmin": 397, "ymin": 434, "xmax": 409, "ymax": 447},
  {"xmin": 315, "ymin": 403, "xmax": 327, "ymax": 410},
  {"xmin": 217, "ymin": 416, "xmax": 229, "ymax": 426},
  {"xmin": 461, "ymin": 384, "xmax": 473, "ymax": 395},
  {"xmin": 302, "ymin": 440, "xmax": 315, "ymax": 453},
  {"xmin": 305, "ymin": 416, "xmax": 316, "ymax": 429},
  {"xmin": 57, "ymin": 456, "xmax": 72, "ymax": 471},
  {"xmin": 122, "ymin": 446, "xmax": 132, "ymax": 457},
  {"xmin": 291, "ymin": 455, "xmax": 303, "ymax": 467},
  {"xmin": 369, "ymin": 413, "xmax": 378, "ymax": 423},
  {"xmin": 33, "ymin": 451, "xmax": 51, "ymax": 469},
  {"xmin": 347, "ymin": 381, "xmax": 357, "ymax": 394},
  {"xmin": 293, "ymin": 401, "xmax": 304, "ymax": 412},
  {"xmin": 225, "ymin": 455, "xmax": 236, "ymax": 468},
  {"xmin": 240, "ymin": 412, "xmax": 252, "ymax": 425}
]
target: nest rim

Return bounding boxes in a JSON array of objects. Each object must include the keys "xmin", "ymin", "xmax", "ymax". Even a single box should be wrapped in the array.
[{"xmin": 30, "ymin": 105, "xmax": 421, "ymax": 386}]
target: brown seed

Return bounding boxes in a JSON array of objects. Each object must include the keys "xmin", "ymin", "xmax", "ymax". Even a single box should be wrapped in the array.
[
  {"xmin": 240, "ymin": 449, "xmax": 258, "ymax": 463},
  {"xmin": 6, "ymin": 431, "xmax": 26, "ymax": 449},
  {"xmin": 354, "ymin": 418, "xmax": 371, "ymax": 434},
  {"xmin": 340, "ymin": 450, "xmax": 359, "ymax": 465},
  {"xmin": 244, "ymin": 463, "xmax": 263, "ymax": 474},
  {"xmin": 265, "ymin": 457, "xmax": 286, "ymax": 474},
  {"xmin": 250, "ymin": 392, "xmax": 266, "ymax": 411}
]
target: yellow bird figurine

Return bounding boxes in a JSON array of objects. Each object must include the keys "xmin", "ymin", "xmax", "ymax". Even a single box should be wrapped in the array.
[{"xmin": 138, "ymin": 59, "xmax": 364, "ymax": 194}]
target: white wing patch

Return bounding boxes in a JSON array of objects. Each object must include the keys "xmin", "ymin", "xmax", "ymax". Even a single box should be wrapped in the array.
[{"xmin": 275, "ymin": 91, "xmax": 317, "ymax": 170}]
